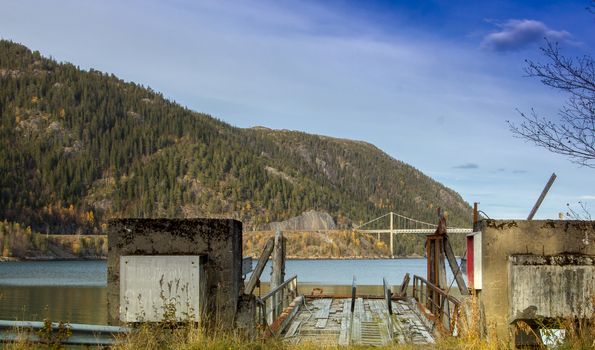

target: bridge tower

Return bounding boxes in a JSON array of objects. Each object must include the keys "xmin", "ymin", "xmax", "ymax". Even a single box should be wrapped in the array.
[{"xmin": 389, "ymin": 212, "xmax": 394, "ymax": 259}]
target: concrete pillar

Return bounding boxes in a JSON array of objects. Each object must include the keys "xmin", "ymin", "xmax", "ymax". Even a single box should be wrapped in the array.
[{"xmin": 107, "ymin": 218, "xmax": 242, "ymax": 329}]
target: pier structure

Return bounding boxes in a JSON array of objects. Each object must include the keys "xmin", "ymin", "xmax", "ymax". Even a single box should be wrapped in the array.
[
  {"xmin": 247, "ymin": 214, "xmax": 595, "ymax": 348},
  {"xmin": 3, "ymin": 214, "xmax": 595, "ymax": 348},
  {"xmin": 250, "ymin": 210, "xmax": 461, "ymax": 346},
  {"xmin": 282, "ymin": 296, "xmax": 434, "ymax": 346}
]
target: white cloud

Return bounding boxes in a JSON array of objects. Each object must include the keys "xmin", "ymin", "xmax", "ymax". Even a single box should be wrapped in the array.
[{"xmin": 482, "ymin": 19, "xmax": 571, "ymax": 51}]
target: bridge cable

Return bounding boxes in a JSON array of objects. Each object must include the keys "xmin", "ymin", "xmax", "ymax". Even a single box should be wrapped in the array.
[{"xmin": 352, "ymin": 212, "xmax": 392, "ymax": 230}]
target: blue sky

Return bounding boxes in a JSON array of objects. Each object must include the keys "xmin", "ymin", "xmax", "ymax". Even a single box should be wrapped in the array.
[{"xmin": 1, "ymin": 0, "xmax": 594, "ymax": 220}]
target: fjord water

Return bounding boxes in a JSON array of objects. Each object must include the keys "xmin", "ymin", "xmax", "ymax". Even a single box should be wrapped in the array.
[
  {"xmin": 0, "ymin": 261, "xmax": 107, "ymax": 325},
  {"xmin": 0, "ymin": 259, "xmax": 448, "ymax": 325}
]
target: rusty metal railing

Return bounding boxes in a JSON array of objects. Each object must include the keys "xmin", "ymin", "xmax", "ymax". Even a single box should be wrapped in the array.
[
  {"xmin": 412, "ymin": 275, "xmax": 461, "ymax": 336},
  {"xmin": 256, "ymin": 275, "xmax": 299, "ymax": 326}
]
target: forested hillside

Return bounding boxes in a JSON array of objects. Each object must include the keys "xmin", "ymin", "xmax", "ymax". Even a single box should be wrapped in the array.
[{"xmin": 0, "ymin": 40, "xmax": 472, "ymax": 239}]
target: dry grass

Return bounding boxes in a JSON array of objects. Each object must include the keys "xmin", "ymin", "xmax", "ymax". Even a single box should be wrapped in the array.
[
  {"xmin": 514, "ymin": 317, "xmax": 595, "ymax": 350},
  {"xmin": 2, "ymin": 322, "xmax": 591, "ymax": 350},
  {"xmin": 108, "ymin": 320, "xmax": 502, "ymax": 350},
  {"xmin": 3, "ymin": 294, "xmax": 594, "ymax": 349},
  {"xmin": 113, "ymin": 324, "xmax": 288, "ymax": 350}
]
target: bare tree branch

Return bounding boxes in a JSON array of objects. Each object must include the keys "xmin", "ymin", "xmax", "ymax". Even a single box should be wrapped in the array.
[
  {"xmin": 509, "ymin": 40, "xmax": 595, "ymax": 168},
  {"xmin": 566, "ymin": 201, "xmax": 592, "ymax": 220}
]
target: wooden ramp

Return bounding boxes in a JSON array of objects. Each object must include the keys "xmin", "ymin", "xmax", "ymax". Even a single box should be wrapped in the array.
[{"xmin": 282, "ymin": 297, "xmax": 434, "ymax": 346}]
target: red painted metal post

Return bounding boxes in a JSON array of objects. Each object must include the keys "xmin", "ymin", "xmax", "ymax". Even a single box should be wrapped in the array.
[{"xmin": 466, "ymin": 234, "xmax": 474, "ymax": 288}]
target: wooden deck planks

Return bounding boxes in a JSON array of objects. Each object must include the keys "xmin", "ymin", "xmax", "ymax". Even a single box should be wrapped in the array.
[
  {"xmin": 284, "ymin": 320, "xmax": 302, "ymax": 339},
  {"xmin": 315, "ymin": 299, "xmax": 332, "ymax": 319},
  {"xmin": 392, "ymin": 300, "xmax": 435, "ymax": 344},
  {"xmin": 314, "ymin": 298, "xmax": 332, "ymax": 329},
  {"xmin": 354, "ymin": 298, "xmax": 364, "ymax": 318},
  {"xmin": 351, "ymin": 315, "xmax": 361, "ymax": 344},
  {"xmin": 338, "ymin": 316, "xmax": 350, "ymax": 346},
  {"xmin": 281, "ymin": 297, "xmax": 435, "ymax": 346},
  {"xmin": 315, "ymin": 318, "xmax": 328, "ymax": 329},
  {"xmin": 342, "ymin": 300, "xmax": 351, "ymax": 317}
]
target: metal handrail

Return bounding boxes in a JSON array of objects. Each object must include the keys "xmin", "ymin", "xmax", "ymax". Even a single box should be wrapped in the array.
[
  {"xmin": 0, "ymin": 320, "xmax": 130, "ymax": 346},
  {"xmin": 412, "ymin": 275, "xmax": 461, "ymax": 336},
  {"xmin": 256, "ymin": 275, "xmax": 298, "ymax": 326}
]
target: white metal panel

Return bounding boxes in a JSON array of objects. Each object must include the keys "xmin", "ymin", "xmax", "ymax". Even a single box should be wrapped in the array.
[
  {"xmin": 466, "ymin": 231, "xmax": 482, "ymax": 290},
  {"xmin": 473, "ymin": 231, "xmax": 482, "ymax": 289},
  {"xmin": 120, "ymin": 255, "xmax": 204, "ymax": 322}
]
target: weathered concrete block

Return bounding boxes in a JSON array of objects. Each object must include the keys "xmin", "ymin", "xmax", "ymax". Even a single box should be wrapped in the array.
[
  {"xmin": 509, "ymin": 254, "xmax": 595, "ymax": 321},
  {"xmin": 107, "ymin": 218, "xmax": 242, "ymax": 329},
  {"xmin": 235, "ymin": 294, "xmax": 257, "ymax": 339},
  {"xmin": 478, "ymin": 219, "xmax": 595, "ymax": 341}
]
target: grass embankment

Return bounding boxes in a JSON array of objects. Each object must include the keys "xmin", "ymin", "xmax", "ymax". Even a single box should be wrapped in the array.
[
  {"xmin": 3, "ymin": 300, "xmax": 594, "ymax": 350},
  {"xmin": 0, "ymin": 324, "xmax": 530, "ymax": 350},
  {"xmin": 5, "ymin": 325, "xmax": 593, "ymax": 350},
  {"xmin": 113, "ymin": 324, "xmax": 501, "ymax": 350},
  {"xmin": 105, "ymin": 321, "xmax": 595, "ymax": 350},
  {"xmin": 103, "ymin": 293, "xmax": 594, "ymax": 350}
]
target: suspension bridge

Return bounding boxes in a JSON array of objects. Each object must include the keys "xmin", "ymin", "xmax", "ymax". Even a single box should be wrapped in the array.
[{"xmin": 353, "ymin": 212, "xmax": 472, "ymax": 258}]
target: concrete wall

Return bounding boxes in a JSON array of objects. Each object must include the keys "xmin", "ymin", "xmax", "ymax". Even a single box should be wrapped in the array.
[
  {"xmin": 107, "ymin": 218, "xmax": 243, "ymax": 328},
  {"xmin": 509, "ymin": 254, "xmax": 595, "ymax": 320},
  {"xmin": 478, "ymin": 219, "xmax": 595, "ymax": 340}
]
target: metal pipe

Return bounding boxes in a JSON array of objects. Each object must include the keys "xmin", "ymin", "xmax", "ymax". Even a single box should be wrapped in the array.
[{"xmin": 527, "ymin": 173, "xmax": 557, "ymax": 220}]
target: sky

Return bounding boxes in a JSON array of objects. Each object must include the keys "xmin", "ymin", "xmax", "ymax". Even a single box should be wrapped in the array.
[{"xmin": 0, "ymin": 0, "xmax": 594, "ymax": 220}]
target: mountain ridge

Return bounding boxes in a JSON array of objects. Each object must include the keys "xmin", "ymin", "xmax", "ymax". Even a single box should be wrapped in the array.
[{"xmin": 0, "ymin": 40, "xmax": 472, "ymax": 237}]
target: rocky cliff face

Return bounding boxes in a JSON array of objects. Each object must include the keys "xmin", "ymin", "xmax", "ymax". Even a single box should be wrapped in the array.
[{"xmin": 263, "ymin": 210, "xmax": 336, "ymax": 231}]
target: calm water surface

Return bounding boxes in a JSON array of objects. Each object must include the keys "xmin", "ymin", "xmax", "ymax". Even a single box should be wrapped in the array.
[{"xmin": 0, "ymin": 259, "xmax": 459, "ymax": 324}]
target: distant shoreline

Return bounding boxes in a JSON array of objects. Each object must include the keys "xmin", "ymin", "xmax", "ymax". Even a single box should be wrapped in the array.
[
  {"xmin": 0, "ymin": 256, "xmax": 107, "ymax": 262},
  {"xmin": 283, "ymin": 255, "xmax": 425, "ymax": 260},
  {"xmin": 0, "ymin": 255, "xmax": 428, "ymax": 262}
]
